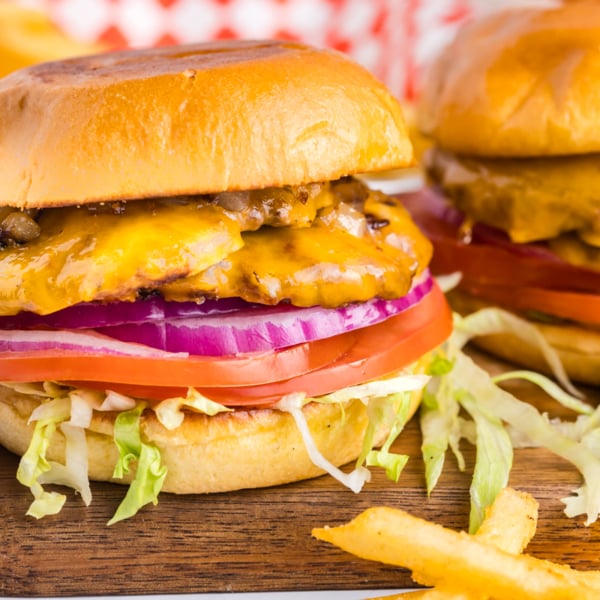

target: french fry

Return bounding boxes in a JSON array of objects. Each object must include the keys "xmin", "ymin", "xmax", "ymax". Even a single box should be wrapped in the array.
[
  {"xmin": 473, "ymin": 487, "xmax": 537, "ymax": 554},
  {"xmin": 313, "ymin": 498, "xmax": 600, "ymax": 599},
  {"xmin": 412, "ymin": 488, "xmax": 538, "ymax": 587},
  {"xmin": 365, "ymin": 488, "xmax": 538, "ymax": 600},
  {"xmin": 390, "ymin": 591, "xmax": 471, "ymax": 600}
]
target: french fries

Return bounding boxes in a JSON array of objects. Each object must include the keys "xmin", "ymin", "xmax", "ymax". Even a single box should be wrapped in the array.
[
  {"xmin": 398, "ymin": 591, "xmax": 472, "ymax": 600},
  {"xmin": 312, "ymin": 488, "xmax": 600, "ymax": 600},
  {"xmin": 405, "ymin": 488, "xmax": 538, "ymax": 599}
]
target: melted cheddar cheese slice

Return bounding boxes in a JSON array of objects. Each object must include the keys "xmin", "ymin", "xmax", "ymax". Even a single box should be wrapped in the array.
[
  {"xmin": 1, "ymin": 200, "xmax": 244, "ymax": 315},
  {"xmin": 162, "ymin": 191, "xmax": 432, "ymax": 307},
  {"xmin": 0, "ymin": 181, "xmax": 432, "ymax": 316}
]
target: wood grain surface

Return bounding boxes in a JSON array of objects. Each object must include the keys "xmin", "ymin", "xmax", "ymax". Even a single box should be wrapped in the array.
[{"xmin": 2, "ymin": 348, "xmax": 600, "ymax": 597}]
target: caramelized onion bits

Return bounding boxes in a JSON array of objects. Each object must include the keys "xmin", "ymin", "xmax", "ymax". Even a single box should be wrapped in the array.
[
  {"xmin": 0, "ymin": 208, "xmax": 40, "ymax": 245},
  {"xmin": 214, "ymin": 191, "xmax": 251, "ymax": 212},
  {"xmin": 214, "ymin": 183, "xmax": 327, "ymax": 229},
  {"xmin": 315, "ymin": 202, "xmax": 367, "ymax": 237}
]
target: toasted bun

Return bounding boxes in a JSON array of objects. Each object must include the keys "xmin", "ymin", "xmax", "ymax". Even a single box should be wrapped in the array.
[
  {"xmin": 418, "ymin": 0, "xmax": 600, "ymax": 157},
  {"xmin": 0, "ymin": 382, "xmax": 422, "ymax": 493},
  {"xmin": 448, "ymin": 289, "xmax": 600, "ymax": 386},
  {"xmin": 0, "ymin": 40, "xmax": 412, "ymax": 210}
]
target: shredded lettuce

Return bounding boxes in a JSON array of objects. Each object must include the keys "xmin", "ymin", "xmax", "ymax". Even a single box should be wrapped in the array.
[
  {"xmin": 421, "ymin": 351, "xmax": 513, "ymax": 533},
  {"xmin": 315, "ymin": 375, "xmax": 429, "ymax": 405},
  {"xmin": 458, "ymin": 391, "xmax": 512, "ymax": 533},
  {"xmin": 420, "ymin": 351, "xmax": 468, "ymax": 495},
  {"xmin": 491, "ymin": 370, "xmax": 593, "ymax": 416},
  {"xmin": 34, "ymin": 390, "xmax": 95, "ymax": 507},
  {"xmin": 453, "ymin": 308, "xmax": 578, "ymax": 396},
  {"xmin": 321, "ymin": 375, "xmax": 429, "ymax": 484},
  {"xmin": 155, "ymin": 387, "xmax": 232, "ymax": 430},
  {"xmin": 99, "ymin": 389, "xmax": 136, "ymax": 412},
  {"xmin": 17, "ymin": 394, "xmax": 96, "ymax": 519},
  {"xmin": 434, "ymin": 271, "xmax": 463, "ymax": 293},
  {"xmin": 12, "ymin": 301, "xmax": 599, "ymax": 529},
  {"xmin": 9, "ymin": 384, "xmax": 167, "ymax": 524},
  {"xmin": 108, "ymin": 404, "xmax": 167, "ymax": 525},
  {"xmin": 421, "ymin": 307, "xmax": 600, "ymax": 530},
  {"xmin": 275, "ymin": 373, "xmax": 430, "ymax": 493},
  {"xmin": 363, "ymin": 393, "xmax": 412, "ymax": 482},
  {"xmin": 455, "ymin": 352, "xmax": 600, "ymax": 525},
  {"xmin": 17, "ymin": 398, "xmax": 70, "ymax": 518},
  {"xmin": 277, "ymin": 392, "xmax": 371, "ymax": 493},
  {"xmin": 7, "ymin": 370, "xmax": 428, "ymax": 523}
]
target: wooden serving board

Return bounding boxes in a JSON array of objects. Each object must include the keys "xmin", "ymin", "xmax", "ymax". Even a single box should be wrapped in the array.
[{"xmin": 2, "ymin": 348, "xmax": 600, "ymax": 597}]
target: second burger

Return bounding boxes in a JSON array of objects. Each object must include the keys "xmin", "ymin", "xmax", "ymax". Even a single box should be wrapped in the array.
[{"xmin": 405, "ymin": 1, "xmax": 600, "ymax": 385}]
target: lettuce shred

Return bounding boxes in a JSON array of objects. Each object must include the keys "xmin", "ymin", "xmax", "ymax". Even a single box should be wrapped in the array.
[
  {"xmin": 108, "ymin": 404, "xmax": 167, "ymax": 526},
  {"xmin": 17, "ymin": 405, "xmax": 69, "ymax": 519},
  {"xmin": 155, "ymin": 387, "xmax": 232, "ymax": 430},
  {"xmin": 423, "ymin": 307, "xmax": 600, "ymax": 530},
  {"xmin": 275, "ymin": 374, "xmax": 430, "ymax": 493},
  {"xmin": 16, "ymin": 393, "xmax": 92, "ymax": 519},
  {"xmin": 5, "ymin": 383, "xmax": 170, "ymax": 524}
]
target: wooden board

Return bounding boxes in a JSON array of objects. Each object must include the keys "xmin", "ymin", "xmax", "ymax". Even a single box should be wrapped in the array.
[{"xmin": 2, "ymin": 348, "xmax": 600, "ymax": 597}]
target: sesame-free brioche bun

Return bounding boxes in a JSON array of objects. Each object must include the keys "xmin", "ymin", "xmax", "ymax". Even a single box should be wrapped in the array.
[
  {"xmin": 448, "ymin": 289, "xmax": 600, "ymax": 386},
  {"xmin": 0, "ymin": 39, "xmax": 412, "ymax": 210},
  {"xmin": 0, "ymin": 381, "xmax": 423, "ymax": 493},
  {"xmin": 418, "ymin": 0, "xmax": 600, "ymax": 157}
]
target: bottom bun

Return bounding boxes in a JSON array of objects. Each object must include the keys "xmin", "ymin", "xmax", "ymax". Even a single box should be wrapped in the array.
[
  {"xmin": 448, "ymin": 290, "xmax": 600, "ymax": 386},
  {"xmin": 0, "ymin": 378, "xmax": 423, "ymax": 494}
]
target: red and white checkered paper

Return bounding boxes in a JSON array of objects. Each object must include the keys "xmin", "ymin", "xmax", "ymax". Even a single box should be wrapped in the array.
[{"xmin": 13, "ymin": 0, "xmax": 473, "ymax": 100}]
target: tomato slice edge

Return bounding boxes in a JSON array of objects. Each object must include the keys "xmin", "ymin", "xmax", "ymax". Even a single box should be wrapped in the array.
[{"xmin": 462, "ymin": 283, "xmax": 600, "ymax": 326}]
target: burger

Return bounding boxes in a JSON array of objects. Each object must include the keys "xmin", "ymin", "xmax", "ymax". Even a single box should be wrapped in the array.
[
  {"xmin": 403, "ymin": 1, "xmax": 600, "ymax": 385},
  {"xmin": 0, "ymin": 40, "xmax": 452, "ymax": 524}
]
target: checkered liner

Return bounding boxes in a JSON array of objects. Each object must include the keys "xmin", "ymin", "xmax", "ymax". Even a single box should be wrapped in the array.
[{"xmin": 14, "ymin": 0, "xmax": 473, "ymax": 99}]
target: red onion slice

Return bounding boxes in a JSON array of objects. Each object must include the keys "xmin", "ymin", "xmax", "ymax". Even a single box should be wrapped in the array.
[
  {"xmin": 96, "ymin": 273, "xmax": 433, "ymax": 355},
  {"xmin": 0, "ymin": 296, "xmax": 253, "ymax": 330},
  {"xmin": 0, "ymin": 272, "xmax": 434, "ymax": 357},
  {"xmin": 0, "ymin": 329, "xmax": 182, "ymax": 357}
]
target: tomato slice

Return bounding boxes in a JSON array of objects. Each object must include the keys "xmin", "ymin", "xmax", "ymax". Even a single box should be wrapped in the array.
[
  {"xmin": 401, "ymin": 189, "xmax": 600, "ymax": 324},
  {"xmin": 0, "ymin": 284, "xmax": 452, "ymax": 406},
  {"xmin": 462, "ymin": 283, "xmax": 600, "ymax": 326}
]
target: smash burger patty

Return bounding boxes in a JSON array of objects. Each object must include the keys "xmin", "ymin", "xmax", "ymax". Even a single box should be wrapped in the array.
[
  {"xmin": 0, "ymin": 40, "xmax": 452, "ymax": 523},
  {"xmin": 403, "ymin": 1, "xmax": 600, "ymax": 385}
]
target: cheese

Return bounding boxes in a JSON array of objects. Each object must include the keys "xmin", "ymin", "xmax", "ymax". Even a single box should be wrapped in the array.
[
  {"xmin": 0, "ymin": 200, "xmax": 244, "ymax": 315},
  {"xmin": 162, "ymin": 191, "xmax": 432, "ymax": 308},
  {"xmin": 0, "ymin": 185, "xmax": 432, "ymax": 315},
  {"xmin": 549, "ymin": 233, "xmax": 600, "ymax": 271},
  {"xmin": 427, "ymin": 148, "xmax": 600, "ymax": 244}
]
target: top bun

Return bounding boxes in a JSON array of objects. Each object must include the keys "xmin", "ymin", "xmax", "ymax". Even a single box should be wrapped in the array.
[
  {"xmin": 418, "ymin": 1, "xmax": 600, "ymax": 157},
  {"xmin": 0, "ymin": 40, "xmax": 412, "ymax": 209}
]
